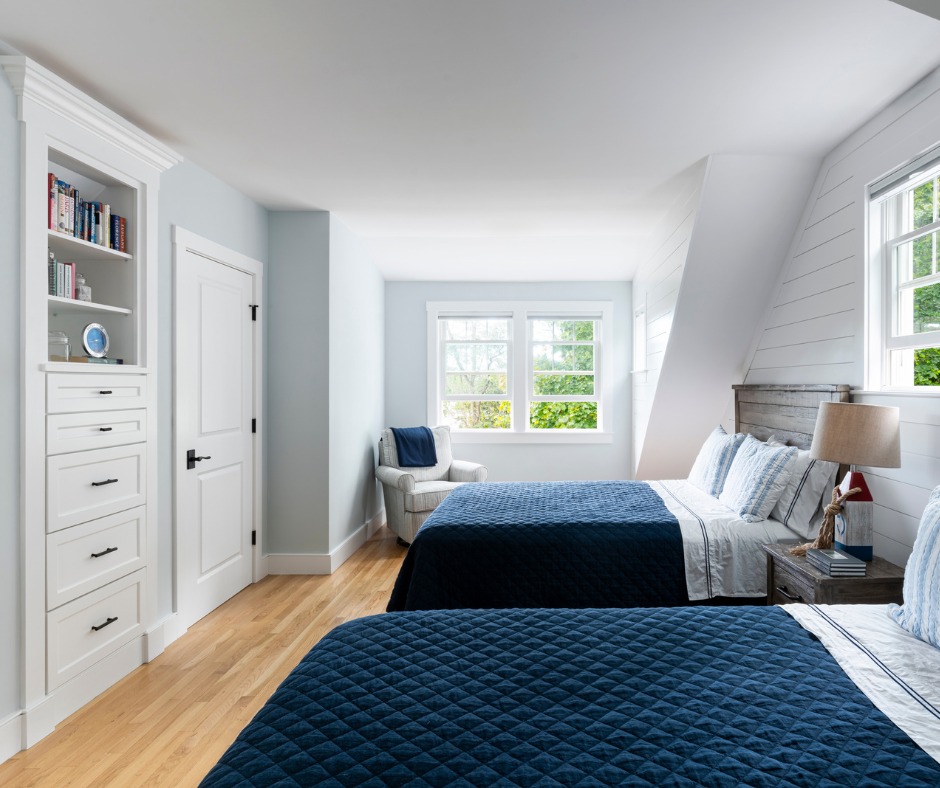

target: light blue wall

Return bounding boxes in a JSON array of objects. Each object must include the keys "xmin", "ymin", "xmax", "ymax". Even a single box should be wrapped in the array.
[
  {"xmin": 328, "ymin": 217, "xmax": 385, "ymax": 549},
  {"xmin": 0, "ymin": 57, "xmax": 22, "ymax": 721},
  {"xmin": 157, "ymin": 162, "xmax": 269, "ymax": 618},
  {"xmin": 266, "ymin": 212, "xmax": 331, "ymax": 554},
  {"xmin": 385, "ymin": 281, "xmax": 633, "ymax": 482}
]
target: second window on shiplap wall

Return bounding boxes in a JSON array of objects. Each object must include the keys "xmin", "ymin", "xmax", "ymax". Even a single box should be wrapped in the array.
[{"xmin": 869, "ymin": 147, "xmax": 940, "ymax": 390}]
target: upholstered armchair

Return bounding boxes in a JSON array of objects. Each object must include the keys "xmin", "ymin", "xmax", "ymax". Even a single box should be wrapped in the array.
[{"xmin": 377, "ymin": 425, "xmax": 487, "ymax": 544}]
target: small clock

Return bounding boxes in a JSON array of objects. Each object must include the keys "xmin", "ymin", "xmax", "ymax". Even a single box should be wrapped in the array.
[{"xmin": 82, "ymin": 322, "xmax": 110, "ymax": 358}]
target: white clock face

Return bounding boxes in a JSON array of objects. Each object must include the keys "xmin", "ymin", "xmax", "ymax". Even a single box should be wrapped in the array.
[{"xmin": 82, "ymin": 323, "xmax": 109, "ymax": 358}]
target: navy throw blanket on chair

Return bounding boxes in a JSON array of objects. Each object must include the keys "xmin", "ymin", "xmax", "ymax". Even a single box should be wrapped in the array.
[{"xmin": 391, "ymin": 426, "xmax": 437, "ymax": 467}]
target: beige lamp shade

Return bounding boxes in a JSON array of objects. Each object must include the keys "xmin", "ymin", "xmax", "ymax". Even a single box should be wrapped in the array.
[{"xmin": 809, "ymin": 402, "xmax": 901, "ymax": 468}]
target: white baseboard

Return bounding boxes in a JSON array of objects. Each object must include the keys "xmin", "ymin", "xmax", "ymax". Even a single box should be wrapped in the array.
[
  {"xmin": 0, "ymin": 710, "xmax": 25, "ymax": 766},
  {"xmin": 146, "ymin": 612, "xmax": 185, "ymax": 658},
  {"xmin": 267, "ymin": 511, "xmax": 386, "ymax": 575},
  {"xmin": 53, "ymin": 637, "xmax": 146, "ymax": 725}
]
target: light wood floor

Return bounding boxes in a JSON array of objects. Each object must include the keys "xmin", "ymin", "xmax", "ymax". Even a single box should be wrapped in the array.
[{"xmin": 0, "ymin": 527, "xmax": 407, "ymax": 787}]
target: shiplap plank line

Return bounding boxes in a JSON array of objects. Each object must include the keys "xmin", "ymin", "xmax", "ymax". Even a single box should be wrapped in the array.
[
  {"xmin": 866, "ymin": 474, "xmax": 933, "ymax": 522},
  {"xmin": 750, "ymin": 336, "xmax": 854, "ymax": 370},
  {"xmin": 853, "ymin": 392, "xmax": 940, "ymax": 426},
  {"xmin": 794, "ymin": 203, "xmax": 857, "ymax": 257},
  {"xmin": 758, "ymin": 312, "xmax": 854, "ymax": 350},
  {"xmin": 784, "ymin": 230, "xmax": 855, "ymax": 284},
  {"xmin": 776, "ymin": 257, "xmax": 856, "ymax": 306},
  {"xmin": 869, "ymin": 452, "xmax": 940, "ymax": 491},
  {"xmin": 765, "ymin": 282, "xmax": 856, "ymax": 329},
  {"xmin": 647, "ymin": 313, "xmax": 672, "ymax": 341},
  {"xmin": 873, "ymin": 528, "xmax": 914, "ymax": 570},
  {"xmin": 806, "ymin": 177, "xmax": 856, "ymax": 227}
]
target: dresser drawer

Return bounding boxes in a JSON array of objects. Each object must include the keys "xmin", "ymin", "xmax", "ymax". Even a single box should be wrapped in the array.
[
  {"xmin": 47, "ymin": 409, "xmax": 147, "ymax": 455},
  {"xmin": 47, "ymin": 373, "xmax": 147, "ymax": 414},
  {"xmin": 47, "ymin": 444, "xmax": 146, "ymax": 533},
  {"xmin": 47, "ymin": 569, "xmax": 145, "ymax": 690},
  {"xmin": 46, "ymin": 506, "xmax": 146, "ymax": 609},
  {"xmin": 770, "ymin": 561, "xmax": 816, "ymax": 605}
]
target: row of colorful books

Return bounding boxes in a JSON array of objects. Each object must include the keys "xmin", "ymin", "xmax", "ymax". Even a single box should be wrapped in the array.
[
  {"xmin": 48, "ymin": 173, "xmax": 128, "ymax": 252},
  {"xmin": 48, "ymin": 251, "xmax": 76, "ymax": 299},
  {"xmin": 806, "ymin": 548, "xmax": 867, "ymax": 576}
]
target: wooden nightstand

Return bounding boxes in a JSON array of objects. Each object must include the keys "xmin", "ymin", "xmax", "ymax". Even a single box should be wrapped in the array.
[{"xmin": 762, "ymin": 543, "xmax": 904, "ymax": 605}]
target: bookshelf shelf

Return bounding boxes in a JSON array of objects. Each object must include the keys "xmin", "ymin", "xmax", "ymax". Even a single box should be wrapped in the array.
[
  {"xmin": 48, "ymin": 229, "xmax": 132, "ymax": 262},
  {"xmin": 48, "ymin": 295, "xmax": 132, "ymax": 317}
]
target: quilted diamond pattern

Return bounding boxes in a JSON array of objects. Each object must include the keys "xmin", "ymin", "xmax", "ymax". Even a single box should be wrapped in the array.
[
  {"xmin": 201, "ymin": 607, "xmax": 940, "ymax": 786},
  {"xmin": 388, "ymin": 481, "xmax": 687, "ymax": 611}
]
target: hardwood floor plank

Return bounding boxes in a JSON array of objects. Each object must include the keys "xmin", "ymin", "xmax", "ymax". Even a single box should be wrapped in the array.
[{"xmin": 0, "ymin": 527, "xmax": 407, "ymax": 787}]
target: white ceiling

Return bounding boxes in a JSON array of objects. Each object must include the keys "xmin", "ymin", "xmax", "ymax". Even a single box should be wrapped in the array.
[{"xmin": 1, "ymin": 0, "xmax": 939, "ymax": 281}]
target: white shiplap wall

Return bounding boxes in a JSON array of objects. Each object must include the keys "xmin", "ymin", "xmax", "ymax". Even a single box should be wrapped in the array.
[
  {"xmin": 746, "ymin": 65, "xmax": 940, "ymax": 565},
  {"xmin": 632, "ymin": 162, "xmax": 705, "ymax": 474}
]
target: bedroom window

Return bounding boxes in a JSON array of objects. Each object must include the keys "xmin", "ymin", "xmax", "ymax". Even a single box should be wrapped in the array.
[
  {"xmin": 870, "ymin": 150, "xmax": 940, "ymax": 389},
  {"xmin": 428, "ymin": 301, "xmax": 613, "ymax": 442}
]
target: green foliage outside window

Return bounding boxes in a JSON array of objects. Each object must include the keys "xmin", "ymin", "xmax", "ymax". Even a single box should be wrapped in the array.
[
  {"xmin": 442, "ymin": 400, "xmax": 511, "ymax": 429},
  {"xmin": 910, "ymin": 179, "xmax": 940, "ymax": 386},
  {"xmin": 530, "ymin": 402, "xmax": 598, "ymax": 429}
]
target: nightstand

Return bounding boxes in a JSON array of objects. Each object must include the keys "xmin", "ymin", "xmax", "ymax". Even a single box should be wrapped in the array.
[{"xmin": 762, "ymin": 543, "xmax": 904, "ymax": 605}]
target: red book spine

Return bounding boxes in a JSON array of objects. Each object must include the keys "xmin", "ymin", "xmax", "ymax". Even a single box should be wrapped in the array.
[{"xmin": 120, "ymin": 217, "xmax": 126, "ymax": 252}]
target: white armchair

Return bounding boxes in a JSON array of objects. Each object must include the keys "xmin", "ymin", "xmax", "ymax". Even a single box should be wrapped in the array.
[{"xmin": 377, "ymin": 425, "xmax": 487, "ymax": 544}]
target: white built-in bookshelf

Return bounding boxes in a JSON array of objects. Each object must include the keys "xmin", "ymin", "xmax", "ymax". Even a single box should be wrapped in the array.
[{"xmin": 1, "ymin": 55, "xmax": 180, "ymax": 751}]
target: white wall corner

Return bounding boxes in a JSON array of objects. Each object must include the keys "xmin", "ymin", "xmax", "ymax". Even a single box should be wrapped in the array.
[
  {"xmin": 21, "ymin": 694, "xmax": 55, "ymax": 749},
  {"xmin": 145, "ymin": 613, "xmax": 184, "ymax": 659},
  {"xmin": 266, "ymin": 511, "xmax": 386, "ymax": 575}
]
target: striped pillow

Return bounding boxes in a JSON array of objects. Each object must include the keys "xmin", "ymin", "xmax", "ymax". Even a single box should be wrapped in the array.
[
  {"xmin": 767, "ymin": 439, "xmax": 839, "ymax": 539},
  {"xmin": 890, "ymin": 485, "xmax": 940, "ymax": 649},
  {"xmin": 687, "ymin": 426, "xmax": 745, "ymax": 497},
  {"xmin": 718, "ymin": 435, "xmax": 798, "ymax": 522}
]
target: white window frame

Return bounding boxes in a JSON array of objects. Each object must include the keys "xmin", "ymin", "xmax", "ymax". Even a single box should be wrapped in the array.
[
  {"xmin": 427, "ymin": 301, "xmax": 614, "ymax": 443},
  {"xmin": 867, "ymin": 152, "xmax": 940, "ymax": 391}
]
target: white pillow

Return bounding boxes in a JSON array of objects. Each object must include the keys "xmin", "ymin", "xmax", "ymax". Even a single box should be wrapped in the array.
[
  {"xmin": 767, "ymin": 438, "xmax": 839, "ymax": 540},
  {"xmin": 687, "ymin": 425, "xmax": 745, "ymax": 497},
  {"xmin": 718, "ymin": 434, "xmax": 798, "ymax": 522},
  {"xmin": 889, "ymin": 485, "xmax": 940, "ymax": 649}
]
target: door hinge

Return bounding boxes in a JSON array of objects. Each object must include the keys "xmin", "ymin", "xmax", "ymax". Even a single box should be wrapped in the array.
[
  {"xmin": 251, "ymin": 530, "xmax": 257, "ymax": 546},
  {"xmin": 251, "ymin": 418, "xmax": 257, "ymax": 434},
  {"xmin": 249, "ymin": 304, "xmax": 259, "ymax": 321}
]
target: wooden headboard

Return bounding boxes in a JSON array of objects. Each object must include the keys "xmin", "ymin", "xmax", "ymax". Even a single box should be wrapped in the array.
[{"xmin": 732, "ymin": 384, "xmax": 850, "ymax": 449}]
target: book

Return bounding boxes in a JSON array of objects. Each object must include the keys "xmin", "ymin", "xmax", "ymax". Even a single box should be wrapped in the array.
[
  {"xmin": 48, "ymin": 173, "xmax": 56, "ymax": 230},
  {"xmin": 111, "ymin": 213, "xmax": 120, "ymax": 250},
  {"xmin": 119, "ymin": 216, "xmax": 126, "ymax": 252},
  {"xmin": 67, "ymin": 356, "xmax": 123, "ymax": 364},
  {"xmin": 56, "ymin": 179, "xmax": 69, "ymax": 232},
  {"xmin": 806, "ymin": 548, "xmax": 867, "ymax": 576}
]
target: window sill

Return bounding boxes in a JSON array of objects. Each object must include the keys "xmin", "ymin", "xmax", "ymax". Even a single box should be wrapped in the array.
[
  {"xmin": 853, "ymin": 389, "xmax": 940, "ymax": 398},
  {"xmin": 450, "ymin": 431, "xmax": 614, "ymax": 445}
]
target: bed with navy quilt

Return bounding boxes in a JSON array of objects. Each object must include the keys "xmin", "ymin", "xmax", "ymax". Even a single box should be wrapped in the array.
[
  {"xmin": 200, "ymin": 603, "xmax": 940, "ymax": 786},
  {"xmin": 387, "ymin": 478, "xmax": 805, "ymax": 611}
]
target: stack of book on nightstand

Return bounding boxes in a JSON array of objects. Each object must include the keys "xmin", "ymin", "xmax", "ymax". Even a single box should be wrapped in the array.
[{"xmin": 806, "ymin": 548, "xmax": 867, "ymax": 576}]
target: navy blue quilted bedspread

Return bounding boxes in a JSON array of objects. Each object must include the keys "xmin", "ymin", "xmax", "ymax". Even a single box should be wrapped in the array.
[
  {"xmin": 387, "ymin": 481, "xmax": 686, "ymax": 611},
  {"xmin": 201, "ymin": 606, "xmax": 940, "ymax": 786}
]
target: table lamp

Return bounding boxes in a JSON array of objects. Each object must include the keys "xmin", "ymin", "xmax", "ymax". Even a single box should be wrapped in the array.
[{"xmin": 792, "ymin": 402, "xmax": 901, "ymax": 560}]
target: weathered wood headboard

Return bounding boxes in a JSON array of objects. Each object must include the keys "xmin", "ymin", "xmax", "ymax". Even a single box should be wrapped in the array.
[{"xmin": 732, "ymin": 384, "xmax": 850, "ymax": 450}]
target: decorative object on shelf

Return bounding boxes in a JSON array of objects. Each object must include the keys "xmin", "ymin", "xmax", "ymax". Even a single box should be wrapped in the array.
[
  {"xmin": 790, "ymin": 402, "xmax": 901, "ymax": 560},
  {"xmin": 82, "ymin": 322, "xmax": 110, "ymax": 358},
  {"xmin": 75, "ymin": 272, "xmax": 92, "ymax": 302},
  {"xmin": 48, "ymin": 330, "xmax": 70, "ymax": 361}
]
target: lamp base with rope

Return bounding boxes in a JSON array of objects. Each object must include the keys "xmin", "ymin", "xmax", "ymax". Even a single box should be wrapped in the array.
[{"xmin": 789, "ymin": 484, "xmax": 862, "ymax": 557}]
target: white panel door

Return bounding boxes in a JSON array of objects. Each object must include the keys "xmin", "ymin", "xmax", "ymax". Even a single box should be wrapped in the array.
[{"xmin": 177, "ymin": 248, "xmax": 254, "ymax": 628}]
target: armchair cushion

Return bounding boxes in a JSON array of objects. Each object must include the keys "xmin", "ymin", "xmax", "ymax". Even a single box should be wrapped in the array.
[{"xmin": 405, "ymin": 481, "xmax": 464, "ymax": 514}]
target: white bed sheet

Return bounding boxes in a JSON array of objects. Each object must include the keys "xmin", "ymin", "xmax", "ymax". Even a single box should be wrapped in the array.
[
  {"xmin": 785, "ymin": 603, "xmax": 940, "ymax": 764},
  {"xmin": 649, "ymin": 479, "xmax": 802, "ymax": 600}
]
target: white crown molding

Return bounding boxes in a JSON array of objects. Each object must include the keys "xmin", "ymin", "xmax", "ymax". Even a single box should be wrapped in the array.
[{"xmin": 0, "ymin": 56, "xmax": 182, "ymax": 173}]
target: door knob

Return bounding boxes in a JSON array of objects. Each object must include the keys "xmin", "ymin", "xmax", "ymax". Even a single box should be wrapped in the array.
[{"xmin": 186, "ymin": 449, "xmax": 212, "ymax": 470}]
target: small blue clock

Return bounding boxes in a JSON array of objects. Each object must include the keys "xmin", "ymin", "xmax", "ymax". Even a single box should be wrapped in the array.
[{"xmin": 82, "ymin": 322, "xmax": 110, "ymax": 358}]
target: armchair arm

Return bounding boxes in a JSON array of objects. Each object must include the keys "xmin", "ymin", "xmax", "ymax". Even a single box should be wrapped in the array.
[
  {"xmin": 449, "ymin": 460, "xmax": 488, "ymax": 483},
  {"xmin": 375, "ymin": 464, "xmax": 415, "ymax": 492}
]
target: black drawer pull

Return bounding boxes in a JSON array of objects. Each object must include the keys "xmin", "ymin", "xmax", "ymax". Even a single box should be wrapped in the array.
[
  {"xmin": 775, "ymin": 584, "xmax": 803, "ymax": 602},
  {"xmin": 91, "ymin": 616, "xmax": 118, "ymax": 632},
  {"xmin": 98, "ymin": 390, "xmax": 113, "ymax": 395},
  {"xmin": 90, "ymin": 546, "xmax": 118, "ymax": 558},
  {"xmin": 91, "ymin": 478, "xmax": 118, "ymax": 487},
  {"xmin": 98, "ymin": 427, "xmax": 113, "ymax": 432}
]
